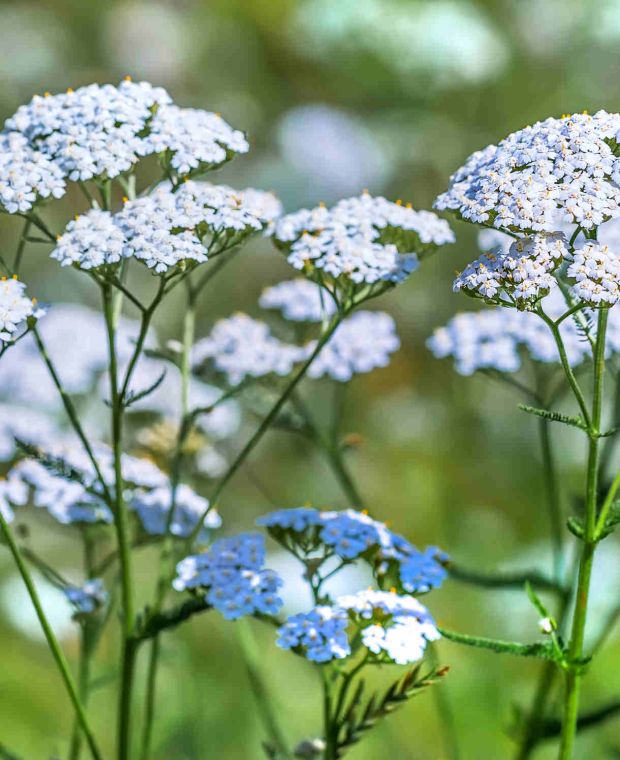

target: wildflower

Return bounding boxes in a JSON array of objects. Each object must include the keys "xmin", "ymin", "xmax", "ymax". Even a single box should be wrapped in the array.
[
  {"xmin": 259, "ymin": 279, "xmax": 337, "ymax": 322},
  {"xmin": 0, "ymin": 277, "xmax": 44, "ymax": 346},
  {"xmin": 51, "ymin": 210, "xmax": 126, "ymax": 270},
  {"xmin": 62, "ymin": 579, "xmax": 108, "ymax": 616},
  {"xmin": 257, "ymin": 507, "xmax": 323, "ymax": 533},
  {"xmin": 192, "ymin": 314, "xmax": 305, "ymax": 386},
  {"xmin": 0, "ymin": 132, "xmax": 65, "ymax": 213},
  {"xmin": 567, "ymin": 241, "xmax": 620, "ymax": 306},
  {"xmin": 453, "ymin": 233, "xmax": 568, "ymax": 308},
  {"xmin": 305, "ymin": 311, "xmax": 400, "ymax": 381},
  {"xmin": 337, "ymin": 589, "xmax": 440, "ymax": 664},
  {"xmin": 173, "ymin": 533, "xmax": 283, "ymax": 620},
  {"xmin": 131, "ymin": 483, "xmax": 221, "ymax": 540},
  {"xmin": 272, "ymin": 193, "xmax": 453, "ymax": 298},
  {"xmin": 436, "ymin": 111, "xmax": 620, "ymax": 233},
  {"xmin": 276, "ymin": 606, "xmax": 351, "ymax": 662}
]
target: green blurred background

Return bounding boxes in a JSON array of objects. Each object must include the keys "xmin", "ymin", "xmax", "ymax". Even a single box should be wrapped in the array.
[{"xmin": 2, "ymin": 0, "xmax": 620, "ymax": 757}]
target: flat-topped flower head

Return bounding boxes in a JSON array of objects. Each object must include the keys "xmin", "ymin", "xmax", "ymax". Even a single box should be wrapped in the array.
[
  {"xmin": 272, "ymin": 193, "xmax": 454, "ymax": 303},
  {"xmin": 143, "ymin": 105, "xmax": 248, "ymax": 177},
  {"xmin": 62, "ymin": 579, "xmax": 108, "ymax": 617},
  {"xmin": 428, "ymin": 288, "xmax": 592, "ymax": 375},
  {"xmin": 436, "ymin": 111, "xmax": 620, "ymax": 233},
  {"xmin": 131, "ymin": 483, "xmax": 221, "ymax": 540},
  {"xmin": 51, "ymin": 181, "xmax": 278, "ymax": 274},
  {"xmin": 337, "ymin": 589, "xmax": 440, "ymax": 664},
  {"xmin": 276, "ymin": 606, "xmax": 351, "ymax": 663},
  {"xmin": 567, "ymin": 241, "xmax": 620, "ymax": 306},
  {"xmin": 0, "ymin": 276, "xmax": 44, "ymax": 347},
  {"xmin": 454, "ymin": 233, "xmax": 568, "ymax": 309},
  {"xmin": 379, "ymin": 542, "xmax": 449, "ymax": 594},
  {"xmin": 305, "ymin": 310, "xmax": 400, "ymax": 381},
  {"xmin": 173, "ymin": 533, "xmax": 283, "ymax": 620},
  {"xmin": 192, "ymin": 314, "xmax": 305, "ymax": 386},
  {"xmin": 0, "ymin": 80, "xmax": 247, "ymax": 206},
  {"xmin": 259, "ymin": 279, "xmax": 337, "ymax": 322}
]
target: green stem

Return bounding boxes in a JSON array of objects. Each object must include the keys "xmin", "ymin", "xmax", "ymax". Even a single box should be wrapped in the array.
[
  {"xmin": 139, "ymin": 635, "xmax": 160, "ymax": 760},
  {"xmin": 0, "ymin": 513, "xmax": 102, "ymax": 760},
  {"xmin": 186, "ymin": 314, "xmax": 345, "ymax": 548},
  {"xmin": 13, "ymin": 219, "xmax": 31, "ymax": 274},
  {"xmin": 322, "ymin": 668, "xmax": 336, "ymax": 760},
  {"xmin": 102, "ymin": 284, "xmax": 136, "ymax": 760},
  {"xmin": 558, "ymin": 307, "xmax": 609, "ymax": 759}
]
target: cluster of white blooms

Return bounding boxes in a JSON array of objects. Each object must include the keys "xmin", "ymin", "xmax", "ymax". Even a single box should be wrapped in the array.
[
  {"xmin": 173, "ymin": 533, "xmax": 283, "ymax": 620},
  {"xmin": 259, "ymin": 279, "xmax": 337, "ymax": 322},
  {"xmin": 146, "ymin": 106, "xmax": 249, "ymax": 175},
  {"xmin": 131, "ymin": 484, "xmax": 221, "ymax": 540},
  {"xmin": 192, "ymin": 314, "xmax": 305, "ymax": 386},
  {"xmin": 454, "ymin": 233, "xmax": 568, "ymax": 307},
  {"xmin": 0, "ymin": 475, "xmax": 28, "ymax": 523},
  {"xmin": 273, "ymin": 193, "xmax": 453, "ymax": 290},
  {"xmin": 0, "ymin": 79, "xmax": 249, "ymax": 212},
  {"xmin": 428, "ymin": 289, "xmax": 589, "ymax": 375},
  {"xmin": 0, "ymin": 276, "xmax": 44, "ymax": 346},
  {"xmin": 62, "ymin": 579, "xmax": 108, "ymax": 616},
  {"xmin": 306, "ymin": 311, "xmax": 400, "ymax": 381},
  {"xmin": 567, "ymin": 241, "xmax": 620, "ymax": 306},
  {"xmin": 338, "ymin": 589, "xmax": 440, "ymax": 665},
  {"xmin": 277, "ymin": 606, "xmax": 351, "ymax": 662},
  {"xmin": 436, "ymin": 111, "xmax": 620, "ymax": 232},
  {"xmin": 258, "ymin": 507, "xmax": 448, "ymax": 593},
  {"xmin": 0, "ymin": 132, "xmax": 65, "ymax": 213},
  {"xmin": 51, "ymin": 181, "xmax": 279, "ymax": 273}
]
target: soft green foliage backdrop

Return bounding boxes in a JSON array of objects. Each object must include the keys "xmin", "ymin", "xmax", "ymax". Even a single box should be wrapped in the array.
[{"xmin": 2, "ymin": 1, "xmax": 620, "ymax": 757}]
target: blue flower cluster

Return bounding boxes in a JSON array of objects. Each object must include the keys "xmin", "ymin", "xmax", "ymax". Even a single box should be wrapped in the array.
[
  {"xmin": 276, "ymin": 606, "xmax": 351, "ymax": 663},
  {"xmin": 257, "ymin": 507, "xmax": 448, "ymax": 593},
  {"xmin": 173, "ymin": 533, "xmax": 283, "ymax": 620}
]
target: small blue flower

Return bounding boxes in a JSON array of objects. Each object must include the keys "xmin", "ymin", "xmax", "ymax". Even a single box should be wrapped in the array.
[{"xmin": 276, "ymin": 606, "xmax": 351, "ymax": 663}]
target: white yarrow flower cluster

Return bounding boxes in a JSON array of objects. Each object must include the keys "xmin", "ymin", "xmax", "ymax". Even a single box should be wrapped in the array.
[
  {"xmin": 259, "ymin": 279, "xmax": 337, "ymax": 322},
  {"xmin": 51, "ymin": 181, "xmax": 279, "ymax": 273},
  {"xmin": 0, "ymin": 475, "xmax": 28, "ymax": 523},
  {"xmin": 273, "ymin": 193, "xmax": 453, "ymax": 293},
  {"xmin": 454, "ymin": 233, "xmax": 568, "ymax": 308},
  {"xmin": 337, "ymin": 589, "xmax": 440, "ymax": 665},
  {"xmin": 436, "ymin": 111, "xmax": 620, "ymax": 232},
  {"xmin": 0, "ymin": 79, "xmax": 249, "ymax": 212},
  {"xmin": 0, "ymin": 277, "xmax": 43, "ymax": 346},
  {"xmin": 306, "ymin": 311, "xmax": 400, "ymax": 381},
  {"xmin": 192, "ymin": 314, "xmax": 305, "ymax": 386},
  {"xmin": 567, "ymin": 241, "xmax": 620, "ymax": 306}
]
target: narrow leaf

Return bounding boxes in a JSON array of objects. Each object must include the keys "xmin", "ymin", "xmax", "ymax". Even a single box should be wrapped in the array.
[{"xmin": 518, "ymin": 405, "xmax": 588, "ymax": 431}]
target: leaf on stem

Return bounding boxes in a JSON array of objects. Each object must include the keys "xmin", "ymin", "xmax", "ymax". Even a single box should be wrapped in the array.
[
  {"xmin": 438, "ymin": 627, "xmax": 561, "ymax": 662},
  {"xmin": 518, "ymin": 404, "xmax": 588, "ymax": 432},
  {"xmin": 123, "ymin": 369, "xmax": 167, "ymax": 409},
  {"xmin": 597, "ymin": 501, "xmax": 620, "ymax": 540}
]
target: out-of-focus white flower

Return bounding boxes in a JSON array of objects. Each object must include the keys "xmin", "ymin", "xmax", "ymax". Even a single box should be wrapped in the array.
[
  {"xmin": 192, "ymin": 314, "xmax": 305, "ymax": 386},
  {"xmin": 277, "ymin": 104, "xmax": 391, "ymax": 199},
  {"xmin": 0, "ymin": 404, "xmax": 60, "ymax": 462},
  {"xmin": 0, "ymin": 474, "xmax": 28, "ymax": 523},
  {"xmin": 305, "ymin": 311, "xmax": 400, "ymax": 381},
  {"xmin": 259, "ymin": 279, "xmax": 337, "ymax": 322}
]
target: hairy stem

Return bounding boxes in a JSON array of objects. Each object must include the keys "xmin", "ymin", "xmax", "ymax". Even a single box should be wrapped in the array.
[
  {"xmin": 102, "ymin": 284, "xmax": 136, "ymax": 760},
  {"xmin": 559, "ymin": 307, "xmax": 609, "ymax": 759}
]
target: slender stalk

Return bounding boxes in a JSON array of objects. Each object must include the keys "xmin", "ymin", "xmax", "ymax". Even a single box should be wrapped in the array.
[
  {"xmin": 13, "ymin": 219, "xmax": 31, "ymax": 274},
  {"xmin": 140, "ymin": 286, "xmax": 196, "ymax": 760},
  {"xmin": 186, "ymin": 314, "xmax": 345, "ymax": 548},
  {"xmin": 322, "ymin": 668, "xmax": 336, "ymax": 760},
  {"xmin": 102, "ymin": 284, "xmax": 137, "ymax": 760},
  {"xmin": 559, "ymin": 307, "xmax": 609, "ymax": 759},
  {"xmin": 0, "ymin": 513, "xmax": 102, "ymax": 760}
]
